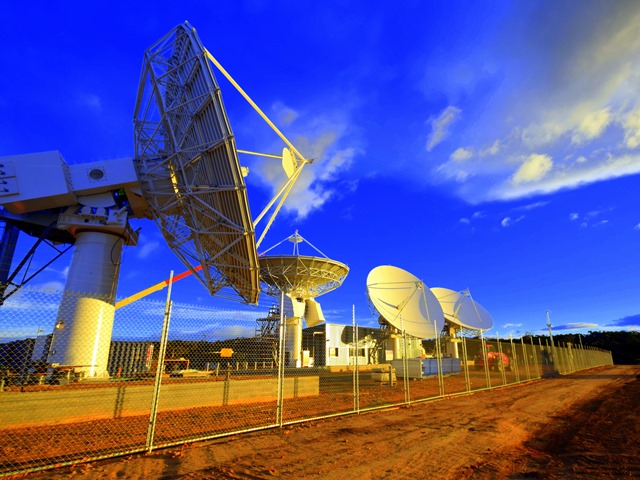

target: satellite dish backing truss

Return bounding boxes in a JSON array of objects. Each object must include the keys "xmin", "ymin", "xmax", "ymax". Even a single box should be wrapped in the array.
[{"xmin": 133, "ymin": 22, "xmax": 312, "ymax": 304}]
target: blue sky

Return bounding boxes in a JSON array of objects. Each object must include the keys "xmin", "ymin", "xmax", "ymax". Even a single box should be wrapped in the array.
[{"xmin": 1, "ymin": 1, "xmax": 639, "ymax": 338}]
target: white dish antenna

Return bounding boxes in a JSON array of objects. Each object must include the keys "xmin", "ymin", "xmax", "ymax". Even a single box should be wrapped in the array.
[
  {"xmin": 430, "ymin": 287, "xmax": 493, "ymax": 331},
  {"xmin": 0, "ymin": 21, "xmax": 319, "ymax": 376},
  {"xmin": 133, "ymin": 23, "xmax": 260, "ymax": 303},
  {"xmin": 259, "ymin": 231, "xmax": 348, "ymax": 367},
  {"xmin": 366, "ymin": 265, "xmax": 443, "ymax": 339}
]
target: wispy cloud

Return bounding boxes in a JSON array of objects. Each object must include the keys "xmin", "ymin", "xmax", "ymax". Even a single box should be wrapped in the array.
[
  {"xmin": 450, "ymin": 147, "xmax": 473, "ymax": 162},
  {"xmin": 623, "ymin": 106, "xmax": 640, "ymax": 148},
  {"xmin": 271, "ymin": 101, "xmax": 299, "ymax": 126},
  {"xmin": 501, "ymin": 215, "xmax": 524, "ymax": 228},
  {"xmin": 418, "ymin": 3, "xmax": 640, "ymax": 204},
  {"xmin": 458, "ymin": 211, "xmax": 485, "ymax": 226},
  {"xmin": 511, "ymin": 154, "xmax": 553, "ymax": 185},
  {"xmin": 76, "ymin": 92, "xmax": 102, "ymax": 112},
  {"xmin": 426, "ymin": 106, "xmax": 461, "ymax": 151},
  {"xmin": 137, "ymin": 240, "xmax": 161, "ymax": 260},
  {"xmin": 513, "ymin": 201, "xmax": 549, "ymax": 211},
  {"xmin": 570, "ymin": 207, "xmax": 613, "ymax": 228},
  {"xmin": 552, "ymin": 322, "xmax": 598, "ymax": 331},
  {"xmin": 251, "ymin": 109, "xmax": 362, "ymax": 220}
]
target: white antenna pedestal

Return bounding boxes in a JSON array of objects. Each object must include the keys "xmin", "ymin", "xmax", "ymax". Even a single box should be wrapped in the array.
[
  {"xmin": 48, "ymin": 231, "xmax": 123, "ymax": 378},
  {"xmin": 286, "ymin": 317, "xmax": 304, "ymax": 368}
]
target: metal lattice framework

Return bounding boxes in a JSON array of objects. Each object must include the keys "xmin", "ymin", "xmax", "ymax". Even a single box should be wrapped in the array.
[
  {"xmin": 133, "ymin": 23, "xmax": 259, "ymax": 304},
  {"xmin": 259, "ymin": 255, "xmax": 349, "ymax": 299}
]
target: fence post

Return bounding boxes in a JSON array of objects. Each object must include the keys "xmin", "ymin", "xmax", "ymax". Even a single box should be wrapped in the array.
[
  {"xmin": 352, "ymin": 305, "xmax": 359, "ymax": 413},
  {"xmin": 510, "ymin": 335, "xmax": 520, "ymax": 383},
  {"xmin": 461, "ymin": 336, "xmax": 470, "ymax": 392},
  {"xmin": 530, "ymin": 337, "xmax": 540, "ymax": 378},
  {"xmin": 434, "ymin": 318, "xmax": 444, "ymax": 397},
  {"xmin": 401, "ymin": 321, "xmax": 410, "ymax": 404},
  {"xmin": 521, "ymin": 337, "xmax": 531, "ymax": 381},
  {"xmin": 480, "ymin": 332, "xmax": 491, "ymax": 388},
  {"xmin": 146, "ymin": 270, "xmax": 174, "ymax": 452},
  {"xmin": 495, "ymin": 334, "xmax": 507, "ymax": 385},
  {"xmin": 276, "ymin": 291, "xmax": 286, "ymax": 426}
]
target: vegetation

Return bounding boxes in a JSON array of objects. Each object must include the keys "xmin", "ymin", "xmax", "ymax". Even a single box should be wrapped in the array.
[{"xmin": 521, "ymin": 331, "xmax": 640, "ymax": 365}]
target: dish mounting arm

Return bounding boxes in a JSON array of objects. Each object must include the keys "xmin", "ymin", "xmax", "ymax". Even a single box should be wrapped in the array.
[{"xmin": 204, "ymin": 49, "xmax": 310, "ymax": 248}]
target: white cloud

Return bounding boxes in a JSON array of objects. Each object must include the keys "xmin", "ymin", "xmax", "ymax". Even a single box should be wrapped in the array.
[
  {"xmin": 251, "ymin": 113, "xmax": 361, "ymax": 220},
  {"xmin": 571, "ymin": 108, "xmax": 611, "ymax": 144},
  {"xmin": 426, "ymin": 106, "xmax": 461, "ymax": 151},
  {"xmin": 36, "ymin": 281, "xmax": 65, "ymax": 292},
  {"xmin": 635, "ymin": 223, "xmax": 640, "ymax": 230},
  {"xmin": 623, "ymin": 107, "xmax": 640, "ymax": 149},
  {"xmin": 450, "ymin": 147, "xmax": 473, "ymax": 162},
  {"xmin": 272, "ymin": 101, "xmax": 299, "ymax": 126},
  {"xmin": 501, "ymin": 215, "xmax": 524, "ymax": 227},
  {"xmin": 137, "ymin": 240, "xmax": 161, "ymax": 260},
  {"xmin": 511, "ymin": 154, "xmax": 553, "ymax": 185},
  {"xmin": 481, "ymin": 140, "xmax": 501, "ymax": 157},
  {"xmin": 515, "ymin": 201, "xmax": 549, "ymax": 211},
  {"xmin": 520, "ymin": 122, "xmax": 566, "ymax": 148},
  {"xmin": 570, "ymin": 207, "xmax": 613, "ymax": 228},
  {"xmin": 411, "ymin": 4, "xmax": 640, "ymax": 204},
  {"xmin": 459, "ymin": 217, "xmax": 470, "ymax": 224},
  {"xmin": 76, "ymin": 93, "xmax": 102, "ymax": 112},
  {"xmin": 492, "ymin": 153, "xmax": 640, "ymax": 201}
]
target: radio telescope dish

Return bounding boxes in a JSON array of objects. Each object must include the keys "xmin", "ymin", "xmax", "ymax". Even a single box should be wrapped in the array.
[
  {"xmin": 431, "ymin": 287, "xmax": 493, "ymax": 331},
  {"xmin": 133, "ymin": 22, "xmax": 259, "ymax": 304},
  {"xmin": 259, "ymin": 231, "xmax": 348, "ymax": 367},
  {"xmin": 366, "ymin": 265, "xmax": 443, "ymax": 339},
  {"xmin": 259, "ymin": 231, "xmax": 348, "ymax": 299}
]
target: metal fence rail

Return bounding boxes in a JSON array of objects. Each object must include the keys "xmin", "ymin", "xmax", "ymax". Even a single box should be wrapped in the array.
[{"xmin": 0, "ymin": 283, "xmax": 614, "ymax": 477}]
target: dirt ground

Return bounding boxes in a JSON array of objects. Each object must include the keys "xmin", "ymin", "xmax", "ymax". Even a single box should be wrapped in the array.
[{"xmin": 18, "ymin": 365, "xmax": 640, "ymax": 479}]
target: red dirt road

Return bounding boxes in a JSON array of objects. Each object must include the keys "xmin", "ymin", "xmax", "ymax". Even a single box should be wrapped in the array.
[{"xmin": 22, "ymin": 365, "xmax": 640, "ymax": 479}]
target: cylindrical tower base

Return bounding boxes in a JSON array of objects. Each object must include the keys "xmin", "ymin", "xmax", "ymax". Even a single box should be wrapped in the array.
[
  {"xmin": 48, "ymin": 231, "xmax": 123, "ymax": 378},
  {"xmin": 285, "ymin": 316, "xmax": 303, "ymax": 368}
]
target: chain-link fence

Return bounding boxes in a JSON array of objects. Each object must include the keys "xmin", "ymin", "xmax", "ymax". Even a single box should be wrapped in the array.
[{"xmin": 0, "ymin": 283, "xmax": 614, "ymax": 476}]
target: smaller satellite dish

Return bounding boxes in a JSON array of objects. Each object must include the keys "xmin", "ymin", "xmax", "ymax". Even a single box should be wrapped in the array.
[
  {"xmin": 366, "ymin": 266, "xmax": 443, "ymax": 338},
  {"xmin": 431, "ymin": 287, "xmax": 493, "ymax": 331}
]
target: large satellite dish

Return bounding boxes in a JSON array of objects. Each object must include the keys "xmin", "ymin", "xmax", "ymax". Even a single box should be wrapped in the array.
[
  {"xmin": 0, "ymin": 22, "xmax": 315, "ymax": 377},
  {"xmin": 431, "ymin": 287, "xmax": 493, "ymax": 331},
  {"xmin": 366, "ymin": 265, "xmax": 444, "ymax": 339},
  {"xmin": 133, "ymin": 22, "xmax": 259, "ymax": 304}
]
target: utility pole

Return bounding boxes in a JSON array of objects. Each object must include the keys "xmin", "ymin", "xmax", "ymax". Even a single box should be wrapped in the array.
[{"xmin": 546, "ymin": 310, "xmax": 555, "ymax": 349}]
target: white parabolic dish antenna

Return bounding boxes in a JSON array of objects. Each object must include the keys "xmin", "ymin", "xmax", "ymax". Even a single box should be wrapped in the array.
[
  {"xmin": 134, "ymin": 23, "xmax": 259, "ymax": 304},
  {"xmin": 430, "ymin": 287, "xmax": 493, "ymax": 331},
  {"xmin": 366, "ymin": 265, "xmax": 444, "ymax": 339},
  {"xmin": 0, "ymin": 21, "xmax": 315, "ymax": 376},
  {"xmin": 259, "ymin": 231, "xmax": 349, "ymax": 315},
  {"xmin": 259, "ymin": 231, "xmax": 349, "ymax": 367}
]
